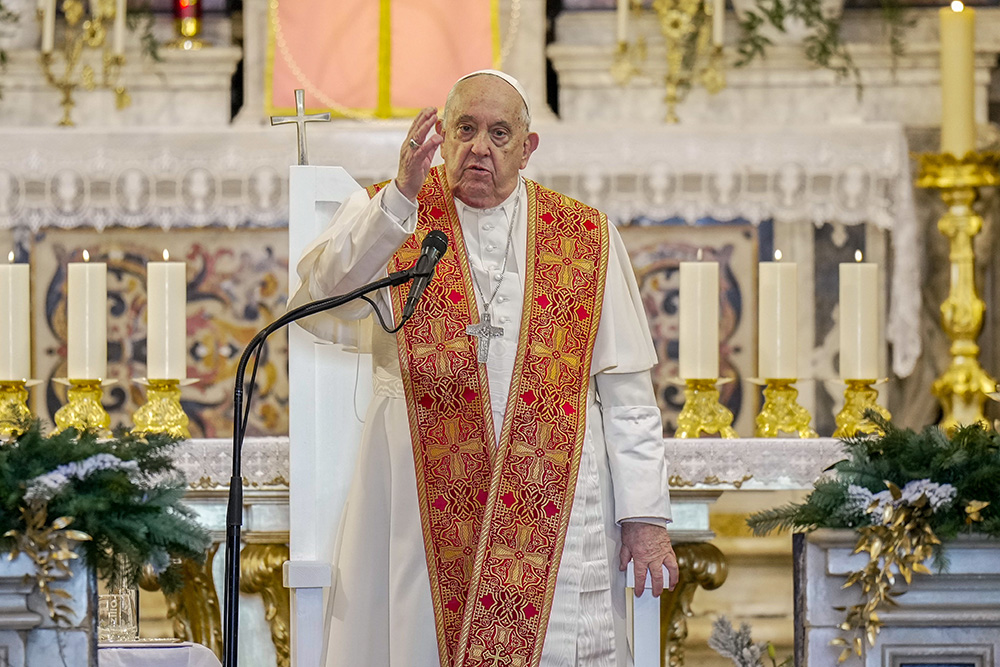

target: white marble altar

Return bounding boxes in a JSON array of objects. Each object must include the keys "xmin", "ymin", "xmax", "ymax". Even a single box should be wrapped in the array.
[
  {"xmin": 548, "ymin": 8, "xmax": 1000, "ymax": 127},
  {"xmin": 0, "ymin": 15, "xmax": 240, "ymax": 128},
  {"xmin": 0, "ymin": 553, "xmax": 98, "ymax": 667},
  {"xmin": 797, "ymin": 529, "xmax": 1000, "ymax": 666}
]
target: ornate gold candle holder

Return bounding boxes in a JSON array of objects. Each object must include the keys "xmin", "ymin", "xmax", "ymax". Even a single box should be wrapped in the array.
[
  {"xmin": 132, "ymin": 379, "xmax": 191, "ymax": 439},
  {"xmin": 754, "ymin": 379, "xmax": 817, "ymax": 438},
  {"xmin": 611, "ymin": 0, "xmax": 726, "ymax": 123},
  {"xmin": 0, "ymin": 380, "xmax": 35, "ymax": 439},
  {"xmin": 915, "ymin": 151, "xmax": 999, "ymax": 430},
  {"xmin": 675, "ymin": 378, "xmax": 737, "ymax": 438},
  {"xmin": 833, "ymin": 379, "xmax": 891, "ymax": 438},
  {"xmin": 38, "ymin": 0, "xmax": 130, "ymax": 127},
  {"xmin": 54, "ymin": 379, "xmax": 112, "ymax": 435}
]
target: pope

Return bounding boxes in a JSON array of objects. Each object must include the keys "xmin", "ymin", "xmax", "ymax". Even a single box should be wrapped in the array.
[{"xmin": 290, "ymin": 69, "xmax": 677, "ymax": 667}]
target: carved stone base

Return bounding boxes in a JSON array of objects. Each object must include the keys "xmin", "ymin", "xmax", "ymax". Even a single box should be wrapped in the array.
[
  {"xmin": 240, "ymin": 543, "xmax": 291, "ymax": 667},
  {"xmin": 139, "ymin": 546, "xmax": 223, "ymax": 659},
  {"xmin": 661, "ymin": 542, "xmax": 729, "ymax": 667}
]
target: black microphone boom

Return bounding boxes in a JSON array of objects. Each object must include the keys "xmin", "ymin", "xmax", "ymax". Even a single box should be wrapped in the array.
[
  {"xmin": 222, "ymin": 231, "xmax": 448, "ymax": 667},
  {"xmin": 402, "ymin": 230, "xmax": 449, "ymax": 321}
]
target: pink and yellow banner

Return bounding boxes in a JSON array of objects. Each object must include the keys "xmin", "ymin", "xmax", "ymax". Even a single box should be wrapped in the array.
[{"xmin": 267, "ymin": 0, "xmax": 499, "ymax": 118}]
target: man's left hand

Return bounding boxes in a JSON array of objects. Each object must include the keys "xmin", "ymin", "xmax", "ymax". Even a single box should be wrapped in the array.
[{"xmin": 619, "ymin": 522, "xmax": 679, "ymax": 597}]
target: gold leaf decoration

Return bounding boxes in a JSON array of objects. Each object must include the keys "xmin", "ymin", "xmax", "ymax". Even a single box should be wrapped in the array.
[
  {"xmin": 5, "ymin": 504, "xmax": 92, "ymax": 626},
  {"xmin": 830, "ymin": 488, "xmax": 942, "ymax": 662}
]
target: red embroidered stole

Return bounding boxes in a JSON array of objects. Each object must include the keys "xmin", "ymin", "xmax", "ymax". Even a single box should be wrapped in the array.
[{"xmin": 368, "ymin": 166, "xmax": 609, "ymax": 667}]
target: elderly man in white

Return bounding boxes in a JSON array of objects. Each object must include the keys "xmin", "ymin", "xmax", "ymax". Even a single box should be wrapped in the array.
[{"xmin": 291, "ymin": 70, "xmax": 676, "ymax": 667}]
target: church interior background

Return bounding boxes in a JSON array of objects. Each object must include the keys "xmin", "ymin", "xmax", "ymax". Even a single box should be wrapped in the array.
[{"xmin": 1, "ymin": 0, "xmax": 999, "ymax": 664}]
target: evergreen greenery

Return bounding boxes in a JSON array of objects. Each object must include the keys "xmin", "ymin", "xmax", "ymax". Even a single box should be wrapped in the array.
[
  {"xmin": 0, "ymin": 422, "xmax": 211, "ymax": 593},
  {"xmin": 735, "ymin": 0, "xmax": 911, "ymax": 95},
  {"xmin": 747, "ymin": 415, "xmax": 1000, "ymax": 548}
]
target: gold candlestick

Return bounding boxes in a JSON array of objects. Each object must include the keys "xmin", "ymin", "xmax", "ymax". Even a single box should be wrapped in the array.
[
  {"xmin": 833, "ymin": 379, "xmax": 891, "ymax": 438},
  {"xmin": 132, "ymin": 379, "xmax": 190, "ymax": 438},
  {"xmin": 54, "ymin": 379, "xmax": 111, "ymax": 435},
  {"xmin": 915, "ymin": 152, "xmax": 999, "ymax": 430},
  {"xmin": 611, "ymin": 0, "xmax": 725, "ymax": 123},
  {"xmin": 0, "ymin": 380, "xmax": 34, "ymax": 439},
  {"xmin": 38, "ymin": 0, "xmax": 130, "ymax": 127},
  {"xmin": 675, "ymin": 378, "xmax": 737, "ymax": 438},
  {"xmin": 754, "ymin": 379, "xmax": 817, "ymax": 438}
]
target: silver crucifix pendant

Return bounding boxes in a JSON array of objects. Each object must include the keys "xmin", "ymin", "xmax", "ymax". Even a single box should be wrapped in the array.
[{"xmin": 466, "ymin": 312, "xmax": 504, "ymax": 363}]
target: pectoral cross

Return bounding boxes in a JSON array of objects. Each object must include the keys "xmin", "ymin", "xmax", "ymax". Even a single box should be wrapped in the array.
[
  {"xmin": 466, "ymin": 312, "xmax": 504, "ymax": 364},
  {"xmin": 270, "ymin": 89, "xmax": 331, "ymax": 166}
]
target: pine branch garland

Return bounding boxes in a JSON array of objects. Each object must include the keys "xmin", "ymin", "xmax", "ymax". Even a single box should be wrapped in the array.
[{"xmin": 0, "ymin": 421, "xmax": 210, "ymax": 599}]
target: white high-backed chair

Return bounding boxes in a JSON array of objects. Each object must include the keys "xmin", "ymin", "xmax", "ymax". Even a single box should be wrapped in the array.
[
  {"xmin": 284, "ymin": 165, "xmax": 372, "ymax": 667},
  {"xmin": 284, "ymin": 165, "xmax": 661, "ymax": 667}
]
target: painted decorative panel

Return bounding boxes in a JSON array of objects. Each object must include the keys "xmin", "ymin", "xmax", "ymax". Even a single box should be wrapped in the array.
[{"xmin": 29, "ymin": 228, "xmax": 289, "ymax": 438}]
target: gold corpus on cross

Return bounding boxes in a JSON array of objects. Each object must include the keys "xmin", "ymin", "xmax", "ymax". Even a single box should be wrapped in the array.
[
  {"xmin": 270, "ymin": 89, "xmax": 332, "ymax": 166},
  {"xmin": 39, "ymin": 0, "xmax": 129, "ymax": 127},
  {"xmin": 674, "ymin": 378, "xmax": 736, "ymax": 438},
  {"xmin": 915, "ymin": 151, "xmax": 1000, "ymax": 430},
  {"xmin": 611, "ymin": 0, "xmax": 726, "ymax": 123}
]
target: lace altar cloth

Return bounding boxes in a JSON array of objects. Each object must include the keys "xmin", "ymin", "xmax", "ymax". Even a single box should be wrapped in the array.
[{"xmin": 0, "ymin": 122, "xmax": 919, "ymax": 375}]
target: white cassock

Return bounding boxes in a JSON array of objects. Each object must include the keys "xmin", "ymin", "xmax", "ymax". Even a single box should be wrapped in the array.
[{"xmin": 289, "ymin": 177, "xmax": 672, "ymax": 667}]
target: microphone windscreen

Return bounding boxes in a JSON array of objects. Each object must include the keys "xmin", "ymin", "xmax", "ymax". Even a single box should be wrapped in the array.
[{"xmin": 424, "ymin": 230, "xmax": 449, "ymax": 255}]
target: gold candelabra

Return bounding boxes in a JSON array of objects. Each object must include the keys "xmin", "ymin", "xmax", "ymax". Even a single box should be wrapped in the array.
[
  {"xmin": 612, "ymin": 0, "xmax": 725, "ymax": 123},
  {"xmin": 38, "ymin": 0, "xmax": 130, "ymax": 127},
  {"xmin": 0, "ymin": 381, "xmax": 34, "ymax": 439},
  {"xmin": 754, "ymin": 379, "xmax": 817, "ymax": 438},
  {"xmin": 915, "ymin": 152, "xmax": 999, "ymax": 430},
  {"xmin": 675, "ymin": 378, "xmax": 737, "ymax": 438},
  {"xmin": 54, "ymin": 379, "xmax": 111, "ymax": 435},
  {"xmin": 833, "ymin": 379, "xmax": 891, "ymax": 438},
  {"xmin": 132, "ymin": 379, "xmax": 191, "ymax": 438}
]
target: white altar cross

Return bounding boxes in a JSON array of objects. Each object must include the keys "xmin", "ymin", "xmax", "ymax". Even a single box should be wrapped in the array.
[{"xmin": 270, "ymin": 90, "xmax": 332, "ymax": 166}]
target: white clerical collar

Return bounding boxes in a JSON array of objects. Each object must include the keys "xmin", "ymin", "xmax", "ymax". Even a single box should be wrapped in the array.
[{"xmin": 454, "ymin": 178, "xmax": 523, "ymax": 220}]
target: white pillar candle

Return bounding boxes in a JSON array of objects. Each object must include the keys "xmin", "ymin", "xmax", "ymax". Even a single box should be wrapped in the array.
[
  {"xmin": 67, "ymin": 252, "xmax": 107, "ymax": 379},
  {"xmin": 679, "ymin": 261, "xmax": 719, "ymax": 379},
  {"xmin": 146, "ymin": 252, "xmax": 187, "ymax": 379},
  {"xmin": 759, "ymin": 258, "xmax": 797, "ymax": 379},
  {"xmin": 41, "ymin": 0, "xmax": 56, "ymax": 53},
  {"xmin": 113, "ymin": 0, "xmax": 126, "ymax": 55},
  {"xmin": 0, "ymin": 254, "xmax": 30, "ymax": 381},
  {"xmin": 940, "ymin": 2, "xmax": 976, "ymax": 157},
  {"xmin": 616, "ymin": 0, "xmax": 628, "ymax": 44},
  {"xmin": 839, "ymin": 254, "xmax": 879, "ymax": 380},
  {"xmin": 712, "ymin": 0, "xmax": 725, "ymax": 46}
]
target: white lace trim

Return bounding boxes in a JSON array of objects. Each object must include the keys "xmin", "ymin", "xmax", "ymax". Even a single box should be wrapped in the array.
[{"xmin": 0, "ymin": 122, "xmax": 920, "ymax": 375}]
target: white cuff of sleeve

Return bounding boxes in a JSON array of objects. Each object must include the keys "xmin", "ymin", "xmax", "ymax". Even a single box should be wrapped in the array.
[
  {"xmin": 620, "ymin": 517, "xmax": 670, "ymax": 529},
  {"xmin": 380, "ymin": 180, "xmax": 419, "ymax": 230}
]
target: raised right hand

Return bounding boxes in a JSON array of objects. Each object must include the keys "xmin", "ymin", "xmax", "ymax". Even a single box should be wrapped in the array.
[{"xmin": 395, "ymin": 107, "xmax": 443, "ymax": 202}]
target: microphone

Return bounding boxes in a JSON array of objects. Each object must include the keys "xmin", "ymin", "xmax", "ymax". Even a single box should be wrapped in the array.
[{"xmin": 402, "ymin": 230, "xmax": 449, "ymax": 321}]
